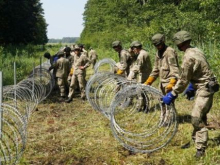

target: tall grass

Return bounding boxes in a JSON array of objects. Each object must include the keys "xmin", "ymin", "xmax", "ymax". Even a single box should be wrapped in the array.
[{"xmin": 0, "ymin": 44, "xmax": 62, "ymax": 85}]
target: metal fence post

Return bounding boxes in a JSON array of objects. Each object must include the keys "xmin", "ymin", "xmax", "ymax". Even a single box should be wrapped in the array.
[
  {"xmin": 0, "ymin": 71, "xmax": 3, "ymax": 139},
  {"xmin": 14, "ymin": 62, "xmax": 17, "ymax": 107}
]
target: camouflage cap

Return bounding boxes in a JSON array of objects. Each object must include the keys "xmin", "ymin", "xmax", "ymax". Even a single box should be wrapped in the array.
[
  {"xmin": 173, "ymin": 31, "xmax": 191, "ymax": 45},
  {"xmin": 74, "ymin": 44, "xmax": 81, "ymax": 51},
  {"xmin": 152, "ymin": 33, "xmax": 165, "ymax": 45},
  {"xmin": 112, "ymin": 41, "xmax": 121, "ymax": 47},
  {"xmin": 130, "ymin": 41, "xmax": 142, "ymax": 47}
]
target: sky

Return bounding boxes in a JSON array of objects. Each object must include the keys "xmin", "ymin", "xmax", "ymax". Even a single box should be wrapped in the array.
[{"xmin": 41, "ymin": 0, "xmax": 88, "ymax": 39}]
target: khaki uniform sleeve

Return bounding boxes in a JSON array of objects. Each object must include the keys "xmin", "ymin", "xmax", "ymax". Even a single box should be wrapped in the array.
[
  {"xmin": 149, "ymin": 56, "xmax": 159, "ymax": 79},
  {"xmin": 167, "ymin": 49, "xmax": 179, "ymax": 80},
  {"xmin": 172, "ymin": 55, "xmax": 194, "ymax": 95},
  {"xmin": 119, "ymin": 51, "xmax": 128, "ymax": 71}
]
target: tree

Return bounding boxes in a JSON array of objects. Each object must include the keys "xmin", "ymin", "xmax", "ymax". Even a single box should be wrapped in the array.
[
  {"xmin": 0, "ymin": 0, "xmax": 48, "ymax": 45},
  {"xmin": 80, "ymin": 0, "xmax": 220, "ymax": 49}
]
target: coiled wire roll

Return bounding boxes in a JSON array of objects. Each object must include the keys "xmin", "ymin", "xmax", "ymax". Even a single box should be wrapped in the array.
[
  {"xmin": 0, "ymin": 61, "xmax": 54, "ymax": 164},
  {"xmin": 86, "ymin": 58, "xmax": 178, "ymax": 153},
  {"xmin": 94, "ymin": 58, "xmax": 116, "ymax": 74}
]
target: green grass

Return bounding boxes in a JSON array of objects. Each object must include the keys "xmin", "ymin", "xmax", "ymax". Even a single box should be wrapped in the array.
[{"xmin": 19, "ymin": 63, "xmax": 220, "ymax": 165}]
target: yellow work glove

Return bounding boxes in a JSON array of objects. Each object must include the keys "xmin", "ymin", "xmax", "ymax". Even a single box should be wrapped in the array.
[
  {"xmin": 116, "ymin": 69, "xmax": 124, "ymax": 75},
  {"xmin": 70, "ymin": 68, "xmax": 74, "ymax": 76},
  {"xmin": 165, "ymin": 78, "xmax": 177, "ymax": 93},
  {"xmin": 144, "ymin": 76, "xmax": 155, "ymax": 85}
]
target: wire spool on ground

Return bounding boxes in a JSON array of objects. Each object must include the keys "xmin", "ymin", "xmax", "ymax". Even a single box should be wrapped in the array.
[
  {"xmin": 0, "ymin": 63, "xmax": 54, "ymax": 164},
  {"xmin": 110, "ymin": 84, "xmax": 178, "ymax": 153},
  {"xmin": 94, "ymin": 58, "xmax": 116, "ymax": 74},
  {"xmin": 86, "ymin": 72, "xmax": 134, "ymax": 119}
]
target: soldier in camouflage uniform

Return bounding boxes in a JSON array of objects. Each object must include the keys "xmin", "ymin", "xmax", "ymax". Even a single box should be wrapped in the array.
[
  {"xmin": 79, "ymin": 44, "xmax": 88, "ymax": 57},
  {"xmin": 144, "ymin": 34, "xmax": 179, "ymax": 125},
  {"xmin": 144, "ymin": 33, "xmax": 179, "ymax": 94},
  {"xmin": 127, "ymin": 41, "xmax": 152, "ymax": 111},
  {"xmin": 127, "ymin": 41, "xmax": 152, "ymax": 83},
  {"xmin": 112, "ymin": 41, "xmax": 132, "ymax": 77},
  {"xmin": 88, "ymin": 47, "xmax": 98, "ymax": 69},
  {"xmin": 162, "ymin": 31, "xmax": 219, "ymax": 157},
  {"xmin": 49, "ymin": 50, "xmax": 70, "ymax": 99},
  {"xmin": 64, "ymin": 46, "xmax": 75, "ymax": 86},
  {"xmin": 65, "ymin": 45, "xmax": 90, "ymax": 103}
]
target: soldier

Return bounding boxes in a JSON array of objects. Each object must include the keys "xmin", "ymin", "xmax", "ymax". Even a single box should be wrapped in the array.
[
  {"xmin": 162, "ymin": 31, "xmax": 219, "ymax": 158},
  {"xmin": 44, "ymin": 52, "xmax": 59, "ymax": 89},
  {"xmin": 127, "ymin": 41, "xmax": 152, "ymax": 83},
  {"xmin": 144, "ymin": 34, "xmax": 179, "ymax": 93},
  {"xmin": 88, "ymin": 47, "xmax": 98, "ymax": 69},
  {"xmin": 144, "ymin": 33, "xmax": 179, "ymax": 125},
  {"xmin": 65, "ymin": 45, "xmax": 90, "ymax": 103},
  {"xmin": 49, "ymin": 50, "xmax": 70, "ymax": 100},
  {"xmin": 44, "ymin": 52, "xmax": 58, "ymax": 66},
  {"xmin": 112, "ymin": 41, "xmax": 132, "ymax": 77},
  {"xmin": 127, "ymin": 41, "xmax": 152, "ymax": 111},
  {"xmin": 79, "ymin": 44, "xmax": 88, "ymax": 57},
  {"xmin": 64, "ymin": 46, "xmax": 74, "ymax": 86}
]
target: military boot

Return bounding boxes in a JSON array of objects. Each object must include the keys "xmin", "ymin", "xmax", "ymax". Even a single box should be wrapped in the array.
[
  {"xmin": 195, "ymin": 149, "xmax": 205, "ymax": 158},
  {"xmin": 65, "ymin": 97, "xmax": 73, "ymax": 103}
]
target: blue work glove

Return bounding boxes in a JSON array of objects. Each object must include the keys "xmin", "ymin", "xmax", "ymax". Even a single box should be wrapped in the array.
[
  {"xmin": 162, "ymin": 92, "xmax": 177, "ymax": 105},
  {"xmin": 184, "ymin": 83, "xmax": 195, "ymax": 100}
]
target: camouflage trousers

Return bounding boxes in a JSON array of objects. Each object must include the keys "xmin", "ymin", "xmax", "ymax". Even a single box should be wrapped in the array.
[
  {"xmin": 191, "ymin": 88, "xmax": 214, "ymax": 150},
  {"xmin": 91, "ymin": 59, "xmax": 96, "ymax": 69},
  {"xmin": 68, "ymin": 73, "xmax": 86, "ymax": 99},
  {"xmin": 57, "ymin": 77, "xmax": 68, "ymax": 97}
]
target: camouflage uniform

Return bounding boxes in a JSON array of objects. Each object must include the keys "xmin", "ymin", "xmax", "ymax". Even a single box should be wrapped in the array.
[
  {"xmin": 88, "ymin": 48, "xmax": 98, "ymax": 69},
  {"xmin": 172, "ymin": 31, "xmax": 215, "ymax": 152},
  {"xmin": 52, "ymin": 53, "xmax": 70, "ymax": 97},
  {"xmin": 149, "ymin": 46, "xmax": 179, "ymax": 94},
  {"xmin": 112, "ymin": 41, "xmax": 132, "ymax": 77},
  {"xmin": 128, "ymin": 48, "xmax": 152, "ymax": 83},
  {"xmin": 127, "ymin": 41, "xmax": 152, "ymax": 111},
  {"xmin": 68, "ymin": 46, "xmax": 90, "ymax": 100}
]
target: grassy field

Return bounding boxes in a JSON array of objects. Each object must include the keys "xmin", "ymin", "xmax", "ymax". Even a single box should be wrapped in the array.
[
  {"xmin": 1, "ymin": 44, "xmax": 219, "ymax": 164},
  {"xmin": 18, "ymin": 66, "xmax": 220, "ymax": 165}
]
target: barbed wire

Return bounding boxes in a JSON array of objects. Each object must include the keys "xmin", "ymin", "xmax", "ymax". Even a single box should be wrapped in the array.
[
  {"xmin": 86, "ymin": 58, "xmax": 178, "ymax": 153},
  {"xmin": 0, "ymin": 60, "xmax": 54, "ymax": 164}
]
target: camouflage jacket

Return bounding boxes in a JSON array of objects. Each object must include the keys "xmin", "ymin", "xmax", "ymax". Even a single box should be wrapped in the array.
[
  {"xmin": 117, "ymin": 49, "xmax": 132, "ymax": 74},
  {"xmin": 72, "ymin": 53, "xmax": 90, "ymax": 75},
  {"xmin": 150, "ymin": 46, "xmax": 179, "ymax": 87},
  {"xmin": 53, "ymin": 57, "xmax": 70, "ymax": 78},
  {"xmin": 89, "ymin": 49, "xmax": 98, "ymax": 60},
  {"xmin": 128, "ymin": 49, "xmax": 152, "ymax": 82},
  {"xmin": 172, "ymin": 47, "xmax": 214, "ymax": 95}
]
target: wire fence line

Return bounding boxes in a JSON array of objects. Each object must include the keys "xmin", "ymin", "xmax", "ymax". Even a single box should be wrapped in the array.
[
  {"xmin": 0, "ymin": 60, "xmax": 54, "ymax": 164},
  {"xmin": 86, "ymin": 58, "xmax": 178, "ymax": 153}
]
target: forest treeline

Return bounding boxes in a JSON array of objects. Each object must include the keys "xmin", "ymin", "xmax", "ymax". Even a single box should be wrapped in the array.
[
  {"xmin": 80, "ymin": 0, "xmax": 220, "ymax": 48},
  {"xmin": 0, "ymin": 0, "xmax": 48, "ymax": 45},
  {"xmin": 48, "ymin": 37, "xmax": 79, "ymax": 43}
]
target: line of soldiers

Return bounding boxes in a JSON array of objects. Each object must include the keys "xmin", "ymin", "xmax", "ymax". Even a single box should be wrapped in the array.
[
  {"xmin": 45, "ymin": 44, "xmax": 98, "ymax": 103},
  {"xmin": 112, "ymin": 31, "xmax": 219, "ymax": 158}
]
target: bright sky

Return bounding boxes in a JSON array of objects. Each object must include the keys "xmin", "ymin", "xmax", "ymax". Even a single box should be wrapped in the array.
[{"xmin": 41, "ymin": 0, "xmax": 88, "ymax": 39}]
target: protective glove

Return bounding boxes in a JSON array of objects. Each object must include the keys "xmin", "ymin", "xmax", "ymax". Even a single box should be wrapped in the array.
[
  {"xmin": 70, "ymin": 68, "xmax": 74, "ymax": 76},
  {"xmin": 144, "ymin": 76, "xmax": 155, "ymax": 85},
  {"xmin": 116, "ymin": 69, "xmax": 124, "ymax": 75},
  {"xmin": 165, "ymin": 78, "xmax": 177, "ymax": 93},
  {"xmin": 184, "ymin": 83, "xmax": 195, "ymax": 100},
  {"xmin": 162, "ymin": 92, "xmax": 177, "ymax": 105}
]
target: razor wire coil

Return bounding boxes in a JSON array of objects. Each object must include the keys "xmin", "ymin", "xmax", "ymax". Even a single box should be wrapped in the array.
[
  {"xmin": 86, "ymin": 58, "xmax": 178, "ymax": 153},
  {"xmin": 0, "ymin": 60, "xmax": 54, "ymax": 164}
]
